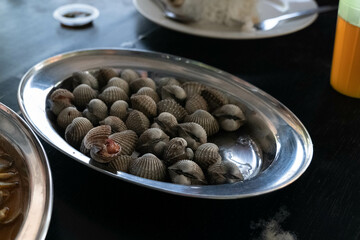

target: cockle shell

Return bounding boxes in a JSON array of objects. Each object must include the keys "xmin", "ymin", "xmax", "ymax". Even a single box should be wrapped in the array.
[
  {"xmin": 99, "ymin": 116, "xmax": 127, "ymax": 133},
  {"xmin": 212, "ymin": 104, "xmax": 246, "ymax": 132},
  {"xmin": 130, "ymin": 95, "xmax": 157, "ymax": 118},
  {"xmin": 120, "ymin": 69, "xmax": 139, "ymax": 83},
  {"xmin": 109, "ymin": 130, "xmax": 138, "ymax": 155},
  {"xmin": 184, "ymin": 109, "xmax": 219, "ymax": 136},
  {"xmin": 137, "ymin": 128, "xmax": 169, "ymax": 156},
  {"xmin": 157, "ymin": 77, "xmax": 181, "ymax": 91},
  {"xmin": 168, "ymin": 160, "xmax": 207, "ymax": 185},
  {"xmin": 207, "ymin": 161, "xmax": 244, "ymax": 184},
  {"xmin": 98, "ymin": 86, "xmax": 129, "ymax": 106},
  {"xmin": 96, "ymin": 67, "xmax": 119, "ymax": 88},
  {"xmin": 109, "ymin": 100, "xmax": 128, "ymax": 120},
  {"xmin": 85, "ymin": 99, "xmax": 108, "ymax": 124},
  {"xmin": 194, "ymin": 143, "xmax": 221, "ymax": 169},
  {"xmin": 130, "ymin": 78, "xmax": 156, "ymax": 93},
  {"xmin": 57, "ymin": 106, "xmax": 82, "ymax": 129},
  {"xmin": 90, "ymin": 138, "xmax": 122, "ymax": 163},
  {"xmin": 177, "ymin": 122, "xmax": 207, "ymax": 150},
  {"xmin": 162, "ymin": 137, "xmax": 188, "ymax": 166},
  {"xmin": 136, "ymin": 87, "xmax": 160, "ymax": 103},
  {"xmin": 125, "ymin": 110, "xmax": 150, "ymax": 136},
  {"xmin": 129, "ymin": 153, "xmax": 167, "ymax": 181},
  {"xmin": 83, "ymin": 125, "xmax": 112, "ymax": 150},
  {"xmin": 152, "ymin": 112, "xmax": 178, "ymax": 137},
  {"xmin": 65, "ymin": 117, "xmax": 93, "ymax": 148},
  {"xmin": 72, "ymin": 71, "xmax": 99, "ymax": 90},
  {"xmin": 157, "ymin": 99, "xmax": 187, "ymax": 122},
  {"xmin": 109, "ymin": 155, "xmax": 134, "ymax": 172},
  {"xmin": 73, "ymin": 84, "xmax": 98, "ymax": 109},
  {"xmin": 201, "ymin": 87, "xmax": 229, "ymax": 111},
  {"xmin": 185, "ymin": 94, "xmax": 208, "ymax": 114},
  {"xmin": 182, "ymin": 82, "xmax": 205, "ymax": 99},
  {"xmin": 161, "ymin": 85, "xmax": 187, "ymax": 102},
  {"xmin": 104, "ymin": 77, "xmax": 130, "ymax": 96},
  {"xmin": 50, "ymin": 88, "xmax": 74, "ymax": 115}
]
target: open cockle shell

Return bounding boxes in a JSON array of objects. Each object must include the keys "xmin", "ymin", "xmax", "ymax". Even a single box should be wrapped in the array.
[
  {"xmin": 129, "ymin": 153, "xmax": 167, "ymax": 181},
  {"xmin": 90, "ymin": 138, "xmax": 122, "ymax": 163},
  {"xmin": 83, "ymin": 125, "xmax": 112, "ymax": 150}
]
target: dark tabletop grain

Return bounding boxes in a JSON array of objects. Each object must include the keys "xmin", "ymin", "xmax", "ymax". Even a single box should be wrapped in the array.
[{"xmin": 1, "ymin": 0, "xmax": 359, "ymax": 239}]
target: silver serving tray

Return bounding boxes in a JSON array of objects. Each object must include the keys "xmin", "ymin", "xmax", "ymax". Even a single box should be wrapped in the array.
[
  {"xmin": 0, "ymin": 103, "xmax": 52, "ymax": 240},
  {"xmin": 18, "ymin": 48, "xmax": 313, "ymax": 199}
]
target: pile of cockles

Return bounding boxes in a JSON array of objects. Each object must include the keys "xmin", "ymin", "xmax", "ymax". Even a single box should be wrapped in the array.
[{"xmin": 49, "ymin": 67, "xmax": 246, "ymax": 185}]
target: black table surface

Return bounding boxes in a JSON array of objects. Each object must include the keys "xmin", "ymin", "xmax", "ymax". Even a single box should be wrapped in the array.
[{"xmin": 1, "ymin": 0, "xmax": 360, "ymax": 239}]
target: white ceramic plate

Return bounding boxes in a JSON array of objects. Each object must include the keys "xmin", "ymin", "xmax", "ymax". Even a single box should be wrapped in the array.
[{"xmin": 133, "ymin": 0, "xmax": 318, "ymax": 39}]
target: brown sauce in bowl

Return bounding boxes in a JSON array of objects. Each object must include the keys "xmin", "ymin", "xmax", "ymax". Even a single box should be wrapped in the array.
[{"xmin": 0, "ymin": 136, "xmax": 29, "ymax": 240}]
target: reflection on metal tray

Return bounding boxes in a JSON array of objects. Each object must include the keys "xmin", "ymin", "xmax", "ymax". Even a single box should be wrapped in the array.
[{"xmin": 18, "ymin": 48, "xmax": 313, "ymax": 199}]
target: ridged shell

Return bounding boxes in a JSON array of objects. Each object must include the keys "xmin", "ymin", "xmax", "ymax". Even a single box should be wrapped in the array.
[
  {"xmin": 168, "ymin": 160, "xmax": 207, "ymax": 185},
  {"xmin": 109, "ymin": 130, "xmax": 138, "ymax": 155},
  {"xmin": 125, "ymin": 110, "xmax": 150, "ymax": 136},
  {"xmin": 152, "ymin": 112, "xmax": 178, "ymax": 137},
  {"xmin": 212, "ymin": 104, "xmax": 246, "ymax": 132},
  {"xmin": 130, "ymin": 78, "xmax": 156, "ymax": 93},
  {"xmin": 57, "ymin": 107, "xmax": 82, "ymax": 129},
  {"xmin": 82, "ymin": 109, "xmax": 99, "ymax": 126},
  {"xmin": 73, "ymin": 84, "xmax": 98, "ymax": 109},
  {"xmin": 201, "ymin": 88, "xmax": 229, "ymax": 111},
  {"xmin": 72, "ymin": 71, "xmax": 99, "ymax": 90},
  {"xmin": 109, "ymin": 155, "xmax": 134, "ymax": 172},
  {"xmin": 137, "ymin": 128, "xmax": 169, "ymax": 156},
  {"xmin": 96, "ymin": 67, "xmax": 119, "ymax": 88},
  {"xmin": 157, "ymin": 99, "xmax": 187, "ymax": 122},
  {"xmin": 99, "ymin": 116, "xmax": 127, "ymax": 133},
  {"xmin": 184, "ymin": 109, "xmax": 219, "ymax": 136},
  {"xmin": 129, "ymin": 153, "xmax": 167, "ymax": 181},
  {"xmin": 130, "ymin": 95, "xmax": 157, "ymax": 118},
  {"xmin": 120, "ymin": 69, "xmax": 139, "ymax": 83},
  {"xmin": 109, "ymin": 100, "xmax": 129, "ymax": 120},
  {"xmin": 157, "ymin": 77, "xmax": 181, "ymax": 90},
  {"xmin": 207, "ymin": 161, "xmax": 244, "ymax": 184},
  {"xmin": 98, "ymin": 86, "xmax": 129, "ymax": 106},
  {"xmin": 80, "ymin": 138, "xmax": 90, "ymax": 156},
  {"xmin": 194, "ymin": 143, "xmax": 221, "ymax": 169},
  {"xmin": 177, "ymin": 122, "xmax": 207, "ymax": 150},
  {"xmin": 87, "ymin": 99, "xmax": 108, "ymax": 121},
  {"xmin": 136, "ymin": 87, "xmax": 160, "ymax": 103},
  {"xmin": 161, "ymin": 85, "xmax": 187, "ymax": 102},
  {"xmin": 50, "ymin": 88, "xmax": 74, "ymax": 115},
  {"xmin": 182, "ymin": 82, "xmax": 205, "ymax": 99},
  {"xmin": 90, "ymin": 138, "xmax": 122, "ymax": 163},
  {"xmin": 185, "ymin": 94, "xmax": 208, "ymax": 114},
  {"xmin": 104, "ymin": 77, "xmax": 130, "ymax": 96},
  {"xmin": 65, "ymin": 117, "xmax": 93, "ymax": 148},
  {"xmin": 162, "ymin": 137, "xmax": 188, "ymax": 166},
  {"xmin": 83, "ymin": 125, "xmax": 112, "ymax": 150}
]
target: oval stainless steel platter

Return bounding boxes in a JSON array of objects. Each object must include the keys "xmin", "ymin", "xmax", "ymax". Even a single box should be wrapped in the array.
[{"xmin": 18, "ymin": 48, "xmax": 313, "ymax": 199}]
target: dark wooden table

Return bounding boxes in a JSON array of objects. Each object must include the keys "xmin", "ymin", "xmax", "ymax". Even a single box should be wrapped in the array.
[{"xmin": 1, "ymin": 0, "xmax": 359, "ymax": 239}]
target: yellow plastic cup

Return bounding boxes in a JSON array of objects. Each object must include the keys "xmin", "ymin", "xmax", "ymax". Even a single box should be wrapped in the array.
[{"xmin": 331, "ymin": 0, "xmax": 360, "ymax": 98}]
